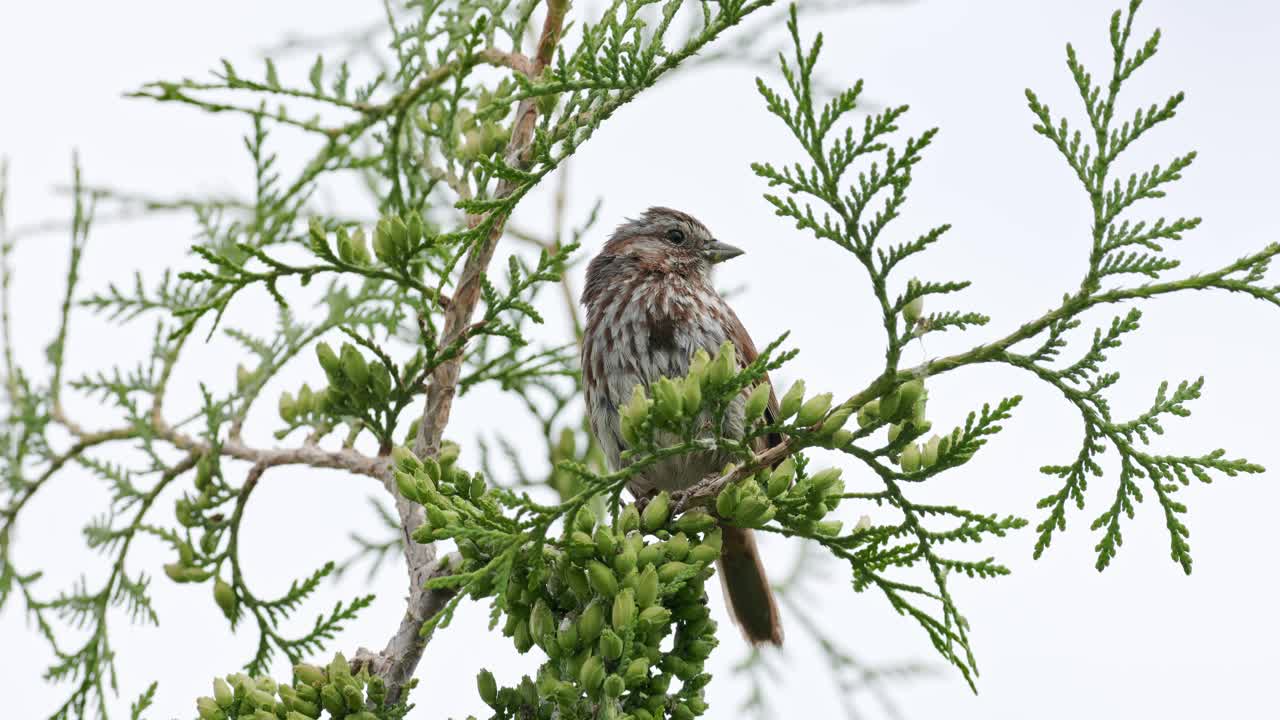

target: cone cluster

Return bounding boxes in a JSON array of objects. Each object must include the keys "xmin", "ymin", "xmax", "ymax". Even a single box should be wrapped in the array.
[{"xmin": 195, "ymin": 654, "xmax": 394, "ymax": 720}]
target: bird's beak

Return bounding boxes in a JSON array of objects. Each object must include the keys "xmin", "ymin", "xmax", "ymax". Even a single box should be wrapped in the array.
[{"xmin": 704, "ymin": 240, "xmax": 745, "ymax": 264}]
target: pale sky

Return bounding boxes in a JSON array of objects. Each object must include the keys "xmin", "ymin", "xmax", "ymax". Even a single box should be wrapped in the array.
[{"xmin": 3, "ymin": 2, "xmax": 1279, "ymax": 719}]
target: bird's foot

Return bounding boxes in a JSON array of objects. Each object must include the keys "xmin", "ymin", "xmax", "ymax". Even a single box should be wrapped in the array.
[
  {"xmin": 671, "ymin": 470, "xmax": 733, "ymax": 516},
  {"xmin": 631, "ymin": 490, "xmax": 657, "ymax": 517}
]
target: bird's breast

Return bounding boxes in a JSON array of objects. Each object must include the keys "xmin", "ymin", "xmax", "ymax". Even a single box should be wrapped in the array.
[
  {"xmin": 588, "ymin": 278, "xmax": 728, "ymax": 392},
  {"xmin": 581, "ymin": 277, "xmax": 735, "ymax": 484}
]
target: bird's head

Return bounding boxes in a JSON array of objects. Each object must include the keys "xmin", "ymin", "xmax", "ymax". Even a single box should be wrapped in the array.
[{"xmin": 582, "ymin": 207, "xmax": 744, "ymax": 305}]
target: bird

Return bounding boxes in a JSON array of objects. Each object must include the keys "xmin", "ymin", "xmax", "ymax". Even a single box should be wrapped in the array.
[{"xmin": 580, "ymin": 206, "xmax": 783, "ymax": 646}]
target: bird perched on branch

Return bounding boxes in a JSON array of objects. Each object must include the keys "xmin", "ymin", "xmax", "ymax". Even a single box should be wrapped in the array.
[{"xmin": 581, "ymin": 206, "xmax": 783, "ymax": 646}]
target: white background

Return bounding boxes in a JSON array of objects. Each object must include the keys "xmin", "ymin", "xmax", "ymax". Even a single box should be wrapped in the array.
[{"xmin": 3, "ymin": 2, "xmax": 1278, "ymax": 719}]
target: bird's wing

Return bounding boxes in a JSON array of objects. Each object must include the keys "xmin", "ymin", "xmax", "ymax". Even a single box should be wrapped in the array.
[
  {"xmin": 718, "ymin": 304, "xmax": 788, "ymax": 646},
  {"xmin": 722, "ymin": 305, "xmax": 783, "ymax": 455}
]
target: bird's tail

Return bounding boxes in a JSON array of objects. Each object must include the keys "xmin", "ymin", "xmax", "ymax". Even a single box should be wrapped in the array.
[{"xmin": 716, "ymin": 525, "xmax": 783, "ymax": 646}]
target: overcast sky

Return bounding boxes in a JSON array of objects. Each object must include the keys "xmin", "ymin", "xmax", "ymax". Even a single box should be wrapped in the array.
[{"xmin": 4, "ymin": 2, "xmax": 1279, "ymax": 719}]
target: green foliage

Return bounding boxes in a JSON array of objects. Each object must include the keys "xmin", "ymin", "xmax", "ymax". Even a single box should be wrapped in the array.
[
  {"xmin": 398, "ymin": 437, "xmax": 725, "ymax": 719},
  {"xmin": 747, "ymin": 0, "xmax": 1277, "ymax": 686},
  {"xmin": 748, "ymin": 8, "xmax": 1023, "ymax": 685},
  {"xmin": 1017, "ymin": 1, "xmax": 1273, "ymax": 572},
  {"xmin": 733, "ymin": 542, "xmax": 933, "ymax": 719},
  {"xmin": 193, "ymin": 655, "xmax": 409, "ymax": 720},
  {"xmin": 3, "ymin": 1, "xmax": 1278, "ymax": 719},
  {"xmin": 1, "ymin": 0, "xmax": 800, "ymax": 717}
]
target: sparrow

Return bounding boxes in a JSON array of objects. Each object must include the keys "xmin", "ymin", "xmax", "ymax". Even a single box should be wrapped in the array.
[{"xmin": 580, "ymin": 206, "xmax": 783, "ymax": 645}]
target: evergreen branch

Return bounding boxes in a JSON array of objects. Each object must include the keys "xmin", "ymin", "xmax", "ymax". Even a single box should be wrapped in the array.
[{"xmin": 8, "ymin": 2, "xmax": 1278, "ymax": 718}]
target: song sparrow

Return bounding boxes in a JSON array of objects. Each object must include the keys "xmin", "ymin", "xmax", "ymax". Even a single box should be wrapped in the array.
[{"xmin": 581, "ymin": 207, "xmax": 783, "ymax": 646}]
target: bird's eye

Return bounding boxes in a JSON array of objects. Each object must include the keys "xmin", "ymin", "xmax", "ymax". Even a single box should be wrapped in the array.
[{"xmin": 665, "ymin": 228, "xmax": 686, "ymax": 245}]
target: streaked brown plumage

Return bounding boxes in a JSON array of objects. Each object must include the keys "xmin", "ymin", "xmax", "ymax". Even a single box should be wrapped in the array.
[{"xmin": 581, "ymin": 207, "xmax": 783, "ymax": 646}]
